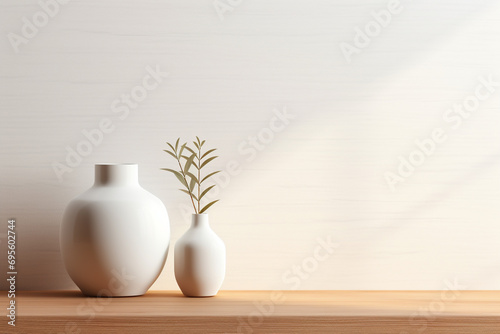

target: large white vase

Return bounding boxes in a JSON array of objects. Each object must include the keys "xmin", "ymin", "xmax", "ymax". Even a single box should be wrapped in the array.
[
  {"xmin": 175, "ymin": 214, "xmax": 226, "ymax": 297},
  {"xmin": 61, "ymin": 163, "xmax": 170, "ymax": 297}
]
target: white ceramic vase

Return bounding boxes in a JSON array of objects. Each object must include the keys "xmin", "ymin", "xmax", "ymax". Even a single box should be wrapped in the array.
[
  {"xmin": 174, "ymin": 214, "xmax": 226, "ymax": 297},
  {"xmin": 61, "ymin": 163, "xmax": 170, "ymax": 297}
]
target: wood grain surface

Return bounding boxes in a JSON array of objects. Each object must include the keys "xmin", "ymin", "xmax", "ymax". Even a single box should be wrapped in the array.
[{"xmin": 2, "ymin": 290, "xmax": 499, "ymax": 333}]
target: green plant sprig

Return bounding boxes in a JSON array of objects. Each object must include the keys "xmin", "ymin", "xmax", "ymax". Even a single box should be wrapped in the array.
[{"xmin": 162, "ymin": 137, "xmax": 221, "ymax": 214}]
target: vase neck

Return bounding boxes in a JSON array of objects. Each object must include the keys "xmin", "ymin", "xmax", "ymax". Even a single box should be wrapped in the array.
[
  {"xmin": 191, "ymin": 214, "xmax": 210, "ymax": 228},
  {"xmin": 94, "ymin": 164, "xmax": 139, "ymax": 186}
]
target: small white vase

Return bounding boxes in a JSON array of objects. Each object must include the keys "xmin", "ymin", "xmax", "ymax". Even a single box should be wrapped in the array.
[
  {"xmin": 61, "ymin": 163, "xmax": 170, "ymax": 297},
  {"xmin": 175, "ymin": 214, "xmax": 226, "ymax": 297}
]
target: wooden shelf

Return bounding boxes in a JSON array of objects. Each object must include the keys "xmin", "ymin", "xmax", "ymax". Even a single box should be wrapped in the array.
[{"xmin": 4, "ymin": 290, "xmax": 500, "ymax": 333}]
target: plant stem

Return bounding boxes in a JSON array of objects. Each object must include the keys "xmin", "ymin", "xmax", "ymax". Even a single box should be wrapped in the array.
[
  {"xmin": 197, "ymin": 145, "xmax": 201, "ymax": 213},
  {"xmin": 177, "ymin": 158, "xmax": 197, "ymax": 214}
]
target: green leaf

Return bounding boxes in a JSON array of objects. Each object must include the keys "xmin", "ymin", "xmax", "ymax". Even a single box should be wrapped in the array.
[
  {"xmin": 179, "ymin": 189, "xmax": 198, "ymax": 201},
  {"xmin": 163, "ymin": 150, "xmax": 177, "ymax": 159},
  {"xmin": 200, "ymin": 156, "xmax": 218, "ymax": 168},
  {"xmin": 184, "ymin": 146, "xmax": 196, "ymax": 155},
  {"xmin": 199, "ymin": 185, "xmax": 215, "ymax": 200},
  {"xmin": 196, "ymin": 136, "xmax": 201, "ymax": 145},
  {"xmin": 182, "ymin": 155, "xmax": 199, "ymax": 169},
  {"xmin": 184, "ymin": 153, "xmax": 196, "ymax": 174},
  {"xmin": 175, "ymin": 138, "xmax": 180, "ymax": 152},
  {"xmin": 161, "ymin": 168, "xmax": 178, "ymax": 174},
  {"xmin": 201, "ymin": 148, "xmax": 216, "ymax": 160},
  {"xmin": 201, "ymin": 140, "xmax": 205, "ymax": 147},
  {"xmin": 167, "ymin": 142, "xmax": 176, "ymax": 153},
  {"xmin": 193, "ymin": 141, "xmax": 200, "ymax": 150},
  {"xmin": 201, "ymin": 171, "xmax": 221, "ymax": 183},
  {"xmin": 185, "ymin": 171, "xmax": 199, "ymax": 184},
  {"xmin": 179, "ymin": 143, "xmax": 187, "ymax": 158},
  {"xmin": 189, "ymin": 176, "xmax": 197, "ymax": 192},
  {"xmin": 161, "ymin": 168, "xmax": 187, "ymax": 187},
  {"xmin": 199, "ymin": 200, "xmax": 219, "ymax": 213}
]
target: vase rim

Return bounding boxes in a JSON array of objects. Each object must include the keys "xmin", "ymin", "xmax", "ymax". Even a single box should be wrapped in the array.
[
  {"xmin": 96, "ymin": 163, "xmax": 137, "ymax": 166},
  {"xmin": 94, "ymin": 163, "xmax": 139, "ymax": 186}
]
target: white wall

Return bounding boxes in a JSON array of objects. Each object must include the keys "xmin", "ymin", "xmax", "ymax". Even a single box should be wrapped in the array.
[{"xmin": 1, "ymin": 0, "xmax": 500, "ymax": 291}]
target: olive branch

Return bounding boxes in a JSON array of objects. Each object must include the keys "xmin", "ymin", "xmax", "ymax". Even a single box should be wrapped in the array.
[{"xmin": 162, "ymin": 137, "xmax": 221, "ymax": 214}]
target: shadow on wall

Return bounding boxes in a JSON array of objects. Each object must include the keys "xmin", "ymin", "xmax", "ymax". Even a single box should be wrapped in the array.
[{"xmin": 0, "ymin": 183, "xmax": 77, "ymax": 291}]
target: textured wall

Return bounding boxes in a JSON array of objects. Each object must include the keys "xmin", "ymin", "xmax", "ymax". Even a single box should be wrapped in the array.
[{"xmin": 1, "ymin": 0, "xmax": 500, "ymax": 291}]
